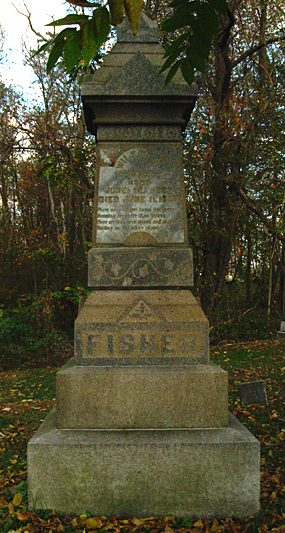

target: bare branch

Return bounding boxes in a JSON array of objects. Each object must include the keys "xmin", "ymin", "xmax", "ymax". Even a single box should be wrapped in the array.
[
  {"xmin": 237, "ymin": 187, "xmax": 285, "ymax": 243},
  {"xmin": 231, "ymin": 34, "xmax": 285, "ymax": 70},
  {"xmin": 12, "ymin": 2, "xmax": 47, "ymax": 41}
]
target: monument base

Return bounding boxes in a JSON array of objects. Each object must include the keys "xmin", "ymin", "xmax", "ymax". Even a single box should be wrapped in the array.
[
  {"xmin": 56, "ymin": 358, "xmax": 228, "ymax": 429},
  {"xmin": 28, "ymin": 408, "xmax": 260, "ymax": 518}
]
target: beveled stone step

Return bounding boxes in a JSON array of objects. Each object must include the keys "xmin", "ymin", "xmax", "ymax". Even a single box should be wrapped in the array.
[{"xmin": 28, "ymin": 408, "xmax": 260, "ymax": 518}]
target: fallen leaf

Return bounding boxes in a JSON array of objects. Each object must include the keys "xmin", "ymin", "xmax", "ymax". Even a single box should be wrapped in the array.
[
  {"xmin": 0, "ymin": 496, "xmax": 8, "ymax": 507},
  {"xmin": 8, "ymin": 502, "xmax": 14, "ymax": 514},
  {"xmin": 194, "ymin": 520, "xmax": 204, "ymax": 529},
  {"xmin": 211, "ymin": 518, "xmax": 221, "ymax": 533},
  {"xmin": 85, "ymin": 518, "xmax": 103, "ymax": 529},
  {"xmin": 16, "ymin": 512, "xmax": 28, "ymax": 521},
  {"xmin": 165, "ymin": 526, "xmax": 174, "ymax": 533},
  {"xmin": 132, "ymin": 518, "xmax": 146, "ymax": 526},
  {"xmin": 13, "ymin": 493, "xmax": 22, "ymax": 506}
]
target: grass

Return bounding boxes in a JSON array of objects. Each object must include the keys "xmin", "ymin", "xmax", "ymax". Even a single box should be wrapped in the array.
[{"xmin": 0, "ymin": 340, "xmax": 285, "ymax": 532}]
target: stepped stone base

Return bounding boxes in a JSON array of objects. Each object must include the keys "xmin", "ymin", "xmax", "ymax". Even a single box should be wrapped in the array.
[
  {"xmin": 28, "ymin": 408, "xmax": 260, "ymax": 518},
  {"xmin": 56, "ymin": 359, "xmax": 228, "ymax": 429}
]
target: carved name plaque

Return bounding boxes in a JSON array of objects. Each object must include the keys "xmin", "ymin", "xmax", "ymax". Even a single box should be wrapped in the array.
[{"xmin": 95, "ymin": 144, "xmax": 186, "ymax": 245}]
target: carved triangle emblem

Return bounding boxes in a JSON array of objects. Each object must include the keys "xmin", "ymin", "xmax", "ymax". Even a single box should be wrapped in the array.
[{"xmin": 117, "ymin": 297, "xmax": 164, "ymax": 323}]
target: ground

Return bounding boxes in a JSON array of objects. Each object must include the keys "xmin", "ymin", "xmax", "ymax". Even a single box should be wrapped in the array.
[{"xmin": 0, "ymin": 340, "xmax": 284, "ymax": 532}]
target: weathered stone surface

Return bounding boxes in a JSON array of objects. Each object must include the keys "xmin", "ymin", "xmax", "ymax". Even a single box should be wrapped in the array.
[
  {"xmin": 28, "ymin": 408, "xmax": 260, "ymax": 518},
  {"xmin": 94, "ymin": 144, "xmax": 187, "ymax": 246},
  {"xmin": 88, "ymin": 248, "xmax": 193, "ymax": 288},
  {"xmin": 56, "ymin": 358, "xmax": 228, "ymax": 429},
  {"xmin": 74, "ymin": 290, "xmax": 210, "ymax": 366}
]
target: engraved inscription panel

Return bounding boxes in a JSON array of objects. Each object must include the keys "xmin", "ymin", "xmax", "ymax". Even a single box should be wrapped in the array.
[
  {"xmin": 77, "ymin": 330, "xmax": 201, "ymax": 359},
  {"xmin": 98, "ymin": 125, "xmax": 181, "ymax": 141},
  {"xmin": 96, "ymin": 145, "xmax": 185, "ymax": 244}
]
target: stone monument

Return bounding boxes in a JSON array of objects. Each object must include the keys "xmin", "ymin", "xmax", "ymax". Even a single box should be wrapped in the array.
[{"xmin": 28, "ymin": 14, "xmax": 260, "ymax": 518}]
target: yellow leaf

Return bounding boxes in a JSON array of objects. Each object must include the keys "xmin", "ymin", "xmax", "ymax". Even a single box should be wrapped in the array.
[
  {"xmin": 108, "ymin": 0, "xmax": 125, "ymax": 25},
  {"xmin": 13, "ymin": 493, "xmax": 22, "ymax": 507},
  {"xmin": 8, "ymin": 502, "xmax": 14, "ymax": 515},
  {"xmin": 16, "ymin": 512, "xmax": 28, "ymax": 521},
  {"xmin": 104, "ymin": 522, "xmax": 117, "ymax": 530},
  {"xmin": 165, "ymin": 526, "xmax": 174, "ymax": 533},
  {"xmin": 71, "ymin": 518, "xmax": 79, "ymax": 527},
  {"xmin": 132, "ymin": 518, "xmax": 145, "ymax": 526},
  {"xmin": 120, "ymin": 520, "xmax": 129, "ymax": 524},
  {"xmin": 85, "ymin": 518, "xmax": 103, "ymax": 529},
  {"xmin": 123, "ymin": 0, "xmax": 143, "ymax": 34},
  {"xmin": 194, "ymin": 520, "xmax": 204, "ymax": 529}
]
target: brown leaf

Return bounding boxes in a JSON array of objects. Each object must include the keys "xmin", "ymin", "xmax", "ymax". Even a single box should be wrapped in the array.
[
  {"xmin": 0, "ymin": 496, "xmax": 8, "ymax": 507},
  {"xmin": 211, "ymin": 518, "xmax": 221, "ymax": 533}
]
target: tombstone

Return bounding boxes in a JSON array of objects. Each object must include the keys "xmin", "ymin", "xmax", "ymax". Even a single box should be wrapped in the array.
[
  {"xmin": 238, "ymin": 380, "xmax": 268, "ymax": 406},
  {"xmin": 277, "ymin": 321, "xmax": 285, "ymax": 340},
  {"xmin": 27, "ymin": 14, "xmax": 260, "ymax": 518}
]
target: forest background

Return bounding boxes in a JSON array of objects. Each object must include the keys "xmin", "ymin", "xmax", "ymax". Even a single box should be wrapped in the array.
[{"xmin": 0, "ymin": 0, "xmax": 285, "ymax": 371}]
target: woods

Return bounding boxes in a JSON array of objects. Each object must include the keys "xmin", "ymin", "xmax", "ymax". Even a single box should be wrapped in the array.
[{"xmin": 1, "ymin": 0, "xmax": 285, "ymax": 369}]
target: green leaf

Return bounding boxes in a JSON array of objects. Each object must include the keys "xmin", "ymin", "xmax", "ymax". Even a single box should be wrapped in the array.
[
  {"xmin": 64, "ymin": 31, "xmax": 82, "ymax": 72},
  {"xmin": 93, "ymin": 6, "xmax": 110, "ymax": 47},
  {"xmin": 188, "ymin": 32, "xmax": 211, "ymax": 60},
  {"xmin": 187, "ymin": 46, "xmax": 206, "ymax": 72},
  {"xmin": 208, "ymin": 0, "xmax": 227, "ymax": 14},
  {"xmin": 31, "ymin": 39, "xmax": 54, "ymax": 57},
  {"xmin": 164, "ymin": 60, "xmax": 182, "ymax": 85},
  {"xmin": 46, "ymin": 14, "xmax": 88, "ymax": 27},
  {"xmin": 181, "ymin": 58, "xmax": 195, "ymax": 86},
  {"xmin": 164, "ymin": 32, "xmax": 192, "ymax": 57},
  {"xmin": 160, "ymin": 49, "xmax": 183, "ymax": 74},
  {"xmin": 82, "ymin": 18, "xmax": 99, "ymax": 64},
  {"xmin": 162, "ymin": 5, "xmax": 196, "ymax": 32},
  {"xmin": 195, "ymin": 3, "xmax": 218, "ymax": 37},
  {"xmin": 47, "ymin": 38, "xmax": 65, "ymax": 73},
  {"xmin": 170, "ymin": 0, "xmax": 200, "ymax": 8},
  {"xmin": 67, "ymin": 0, "xmax": 101, "ymax": 6}
]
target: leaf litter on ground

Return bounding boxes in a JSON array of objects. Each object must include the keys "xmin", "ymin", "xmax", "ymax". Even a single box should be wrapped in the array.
[{"xmin": 0, "ymin": 340, "xmax": 285, "ymax": 532}]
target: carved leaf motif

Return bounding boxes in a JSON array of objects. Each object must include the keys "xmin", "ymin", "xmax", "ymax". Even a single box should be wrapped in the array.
[
  {"xmin": 123, "ymin": 277, "xmax": 132, "ymax": 286},
  {"xmin": 111, "ymin": 263, "xmax": 121, "ymax": 277},
  {"xmin": 139, "ymin": 264, "xmax": 149, "ymax": 277},
  {"xmin": 164, "ymin": 259, "xmax": 174, "ymax": 270}
]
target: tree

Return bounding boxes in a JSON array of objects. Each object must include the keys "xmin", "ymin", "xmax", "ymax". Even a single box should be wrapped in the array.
[{"xmin": 183, "ymin": 0, "xmax": 285, "ymax": 314}]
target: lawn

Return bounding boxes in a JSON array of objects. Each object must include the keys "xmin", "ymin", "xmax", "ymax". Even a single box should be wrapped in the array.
[{"xmin": 0, "ymin": 340, "xmax": 285, "ymax": 533}]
